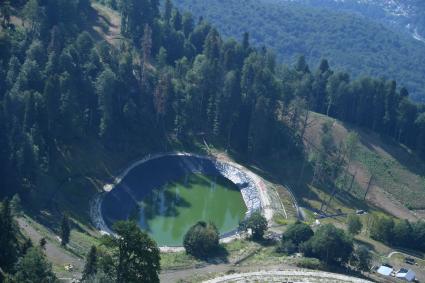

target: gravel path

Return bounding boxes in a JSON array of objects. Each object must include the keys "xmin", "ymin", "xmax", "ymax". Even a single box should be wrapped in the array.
[
  {"xmin": 160, "ymin": 263, "xmax": 293, "ymax": 283},
  {"xmin": 160, "ymin": 265, "xmax": 372, "ymax": 283},
  {"xmin": 204, "ymin": 270, "xmax": 374, "ymax": 283}
]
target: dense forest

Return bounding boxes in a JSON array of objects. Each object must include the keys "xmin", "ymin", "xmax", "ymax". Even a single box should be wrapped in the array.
[
  {"xmin": 1, "ymin": 0, "xmax": 425, "ymax": 281},
  {"xmin": 172, "ymin": 0, "xmax": 425, "ymax": 102},
  {"xmin": 1, "ymin": 0, "xmax": 425, "ymax": 202},
  {"xmin": 277, "ymin": 0, "xmax": 425, "ymax": 39}
]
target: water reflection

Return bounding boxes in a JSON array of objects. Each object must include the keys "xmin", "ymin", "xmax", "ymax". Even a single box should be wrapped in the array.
[{"xmin": 136, "ymin": 174, "xmax": 246, "ymax": 246}]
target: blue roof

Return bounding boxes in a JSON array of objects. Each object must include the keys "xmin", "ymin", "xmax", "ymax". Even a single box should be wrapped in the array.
[{"xmin": 396, "ymin": 269, "xmax": 416, "ymax": 281}]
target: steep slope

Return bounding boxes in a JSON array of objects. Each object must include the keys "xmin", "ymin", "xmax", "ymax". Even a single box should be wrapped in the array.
[
  {"xmin": 173, "ymin": 0, "xmax": 425, "ymax": 102},
  {"xmin": 303, "ymin": 112, "xmax": 425, "ymax": 221}
]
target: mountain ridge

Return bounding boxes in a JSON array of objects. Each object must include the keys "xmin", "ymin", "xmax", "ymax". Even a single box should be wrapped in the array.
[
  {"xmin": 274, "ymin": 0, "xmax": 425, "ymax": 43},
  {"xmin": 173, "ymin": 0, "xmax": 425, "ymax": 102}
]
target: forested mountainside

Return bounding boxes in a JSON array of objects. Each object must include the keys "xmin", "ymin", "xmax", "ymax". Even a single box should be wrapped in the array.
[
  {"xmin": 1, "ymin": 0, "xmax": 425, "ymax": 201},
  {"xmin": 172, "ymin": 0, "xmax": 425, "ymax": 102},
  {"xmin": 2, "ymin": 0, "xmax": 425, "ymax": 282},
  {"xmin": 273, "ymin": 0, "xmax": 425, "ymax": 43}
]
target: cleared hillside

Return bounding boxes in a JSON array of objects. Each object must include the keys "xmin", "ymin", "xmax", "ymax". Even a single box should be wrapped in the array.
[
  {"xmin": 173, "ymin": 0, "xmax": 425, "ymax": 102},
  {"xmin": 303, "ymin": 112, "xmax": 425, "ymax": 221}
]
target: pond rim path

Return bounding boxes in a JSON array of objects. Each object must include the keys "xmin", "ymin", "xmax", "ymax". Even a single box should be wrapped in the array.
[{"xmin": 90, "ymin": 151, "xmax": 278, "ymax": 252}]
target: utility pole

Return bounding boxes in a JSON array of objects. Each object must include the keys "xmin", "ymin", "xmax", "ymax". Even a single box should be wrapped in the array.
[{"xmin": 364, "ymin": 175, "xmax": 373, "ymax": 200}]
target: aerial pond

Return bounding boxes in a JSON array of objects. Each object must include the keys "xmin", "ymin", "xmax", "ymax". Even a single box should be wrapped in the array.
[{"xmin": 101, "ymin": 155, "xmax": 247, "ymax": 246}]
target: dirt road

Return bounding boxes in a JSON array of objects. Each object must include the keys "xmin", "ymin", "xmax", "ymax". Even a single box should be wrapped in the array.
[{"xmin": 17, "ymin": 217, "xmax": 83, "ymax": 280}]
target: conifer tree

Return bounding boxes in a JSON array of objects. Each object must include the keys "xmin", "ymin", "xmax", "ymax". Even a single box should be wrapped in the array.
[
  {"xmin": 142, "ymin": 24, "xmax": 153, "ymax": 64},
  {"xmin": 295, "ymin": 55, "xmax": 310, "ymax": 74},
  {"xmin": 60, "ymin": 214, "xmax": 70, "ymax": 246},
  {"xmin": 0, "ymin": 199, "xmax": 18, "ymax": 272},
  {"xmin": 96, "ymin": 68, "xmax": 117, "ymax": 140},
  {"xmin": 13, "ymin": 247, "xmax": 57, "ymax": 282},
  {"xmin": 171, "ymin": 10, "xmax": 182, "ymax": 31},
  {"xmin": 164, "ymin": 0, "xmax": 173, "ymax": 24},
  {"xmin": 0, "ymin": 1, "xmax": 11, "ymax": 27},
  {"xmin": 82, "ymin": 246, "xmax": 98, "ymax": 281}
]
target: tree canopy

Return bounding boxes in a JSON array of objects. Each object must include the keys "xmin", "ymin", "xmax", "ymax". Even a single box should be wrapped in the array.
[
  {"xmin": 347, "ymin": 214, "xmax": 363, "ymax": 235},
  {"xmin": 101, "ymin": 221, "xmax": 161, "ymax": 283},
  {"xmin": 183, "ymin": 221, "xmax": 220, "ymax": 259},
  {"xmin": 301, "ymin": 224, "xmax": 353, "ymax": 265},
  {"xmin": 282, "ymin": 221, "xmax": 314, "ymax": 247},
  {"xmin": 13, "ymin": 247, "xmax": 58, "ymax": 283}
]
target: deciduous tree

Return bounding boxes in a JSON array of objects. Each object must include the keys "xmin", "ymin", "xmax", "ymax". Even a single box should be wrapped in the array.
[
  {"xmin": 240, "ymin": 211, "xmax": 268, "ymax": 240},
  {"xmin": 183, "ymin": 221, "xmax": 220, "ymax": 258},
  {"xmin": 60, "ymin": 214, "xmax": 70, "ymax": 246},
  {"xmin": 347, "ymin": 214, "xmax": 362, "ymax": 235}
]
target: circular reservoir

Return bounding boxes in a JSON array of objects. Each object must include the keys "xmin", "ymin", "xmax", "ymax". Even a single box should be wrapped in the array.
[{"xmin": 101, "ymin": 155, "xmax": 250, "ymax": 246}]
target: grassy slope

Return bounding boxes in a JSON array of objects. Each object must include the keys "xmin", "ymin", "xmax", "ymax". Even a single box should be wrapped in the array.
[
  {"xmin": 240, "ymin": 109, "xmax": 425, "ymax": 222},
  {"xmin": 303, "ymin": 112, "xmax": 425, "ymax": 220},
  {"xmin": 173, "ymin": 0, "xmax": 425, "ymax": 102}
]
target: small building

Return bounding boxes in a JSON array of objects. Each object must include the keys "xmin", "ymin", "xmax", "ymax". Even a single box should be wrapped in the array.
[
  {"xmin": 377, "ymin": 265, "xmax": 393, "ymax": 277},
  {"xmin": 396, "ymin": 268, "xmax": 416, "ymax": 282}
]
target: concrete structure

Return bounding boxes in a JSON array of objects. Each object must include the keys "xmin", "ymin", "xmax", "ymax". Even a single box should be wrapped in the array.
[{"xmin": 396, "ymin": 268, "xmax": 416, "ymax": 282}]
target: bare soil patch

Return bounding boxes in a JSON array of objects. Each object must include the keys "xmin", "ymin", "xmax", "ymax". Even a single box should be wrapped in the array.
[{"xmin": 17, "ymin": 217, "xmax": 83, "ymax": 280}]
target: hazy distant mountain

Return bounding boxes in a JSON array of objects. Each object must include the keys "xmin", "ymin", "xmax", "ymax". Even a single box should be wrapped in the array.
[
  {"xmin": 274, "ymin": 0, "xmax": 425, "ymax": 43},
  {"xmin": 173, "ymin": 0, "xmax": 425, "ymax": 102}
]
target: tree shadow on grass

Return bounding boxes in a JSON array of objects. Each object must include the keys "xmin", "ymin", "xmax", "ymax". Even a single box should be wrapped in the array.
[
  {"xmin": 354, "ymin": 238, "xmax": 376, "ymax": 252},
  {"xmin": 344, "ymin": 122, "xmax": 425, "ymax": 178},
  {"xmin": 246, "ymin": 233, "xmax": 280, "ymax": 247},
  {"xmin": 191, "ymin": 245, "xmax": 230, "ymax": 264}
]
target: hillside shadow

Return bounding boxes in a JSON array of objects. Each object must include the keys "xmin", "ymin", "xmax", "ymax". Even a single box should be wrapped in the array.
[
  {"xmin": 226, "ymin": 145, "xmax": 378, "ymax": 218},
  {"xmin": 192, "ymin": 245, "xmax": 230, "ymax": 264},
  {"xmin": 343, "ymin": 122, "xmax": 425, "ymax": 178},
  {"xmin": 354, "ymin": 239, "xmax": 376, "ymax": 252},
  {"xmin": 226, "ymin": 149, "xmax": 328, "ymax": 214},
  {"xmin": 333, "ymin": 190, "xmax": 369, "ymax": 211}
]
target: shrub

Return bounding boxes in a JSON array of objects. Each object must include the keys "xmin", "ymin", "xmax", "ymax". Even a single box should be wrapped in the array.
[
  {"xmin": 278, "ymin": 239, "xmax": 297, "ymax": 255},
  {"xmin": 295, "ymin": 258, "xmax": 323, "ymax": 270},
  {"xmin": 347, "ymin": 214, "xmax": 363, "ymax": 235},
  {"xmin": 301, "ymin": 224, "xmax": 353, "ymax": 265},
  {"xmin": 369, "ymin": 214, "xmax": 394, "ymax": 244},
  {"xmin": 282, "ymin": 221, "xmax": 314, "ymax": 247},
  {"xmin": 351, "ymin": 245, "xmax": 371, "ymax": 271},
  {"xmin": 183, "ymin": 221, "xmax": 219, "ymax": 259}
]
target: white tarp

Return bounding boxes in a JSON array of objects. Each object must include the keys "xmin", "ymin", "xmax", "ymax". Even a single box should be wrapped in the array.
[{"xmin": 377, "ymin": 266, "xmax": 393, "ymax": 276}]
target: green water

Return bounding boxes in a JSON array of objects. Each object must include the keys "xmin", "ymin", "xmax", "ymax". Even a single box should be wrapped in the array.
[{"xmin": 138, "ymin": 174, "xmax": 247, "ymax": 246}]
